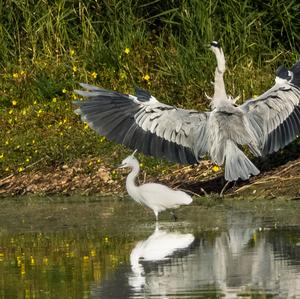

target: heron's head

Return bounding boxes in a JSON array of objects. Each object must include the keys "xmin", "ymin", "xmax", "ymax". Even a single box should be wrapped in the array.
[
  {"xmin": 210, "ymin": 41, "xmax": 222, "ymax": 57},
  {"xmin": 118, "ymin": 150, "xmax": 139, "ymax": 169},
  {"xmin": 210, "ymin": 41, "xmax": 220, "ymax": 48}
]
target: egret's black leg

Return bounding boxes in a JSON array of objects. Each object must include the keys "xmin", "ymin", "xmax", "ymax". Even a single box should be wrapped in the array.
[{"xmin": 170, "ymin": 211, "xmax": 178, "ymax": 221}]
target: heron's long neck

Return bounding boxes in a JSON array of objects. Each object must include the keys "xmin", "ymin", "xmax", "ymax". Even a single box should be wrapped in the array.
[
  {"xmin": 211, "ymin": 47, "xmax": 230, "ymax": 109},
  {"xmin": 213, "ymin": 68, "xmax": 227, "ymax": 105}
]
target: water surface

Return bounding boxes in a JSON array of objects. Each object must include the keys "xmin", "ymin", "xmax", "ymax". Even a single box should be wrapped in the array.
[{"xmin": 0, "ymin": 197, "xmax": 300, "ymax": 298}]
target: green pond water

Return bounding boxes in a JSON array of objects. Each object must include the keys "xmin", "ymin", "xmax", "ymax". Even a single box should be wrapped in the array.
[{"xmin": 0, "ymin": 196, "xmax": 300, "ymax": 298}]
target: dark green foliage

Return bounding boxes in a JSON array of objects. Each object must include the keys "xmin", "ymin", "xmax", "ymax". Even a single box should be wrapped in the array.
[{"xmin": 0, "ymin": 0, "xmax": 299, "ymax": 175}]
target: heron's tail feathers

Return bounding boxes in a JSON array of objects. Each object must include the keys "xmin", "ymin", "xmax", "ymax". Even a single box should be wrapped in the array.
[{"xmin": 225, "ymin": 140, "xmax": 259, "ymax": 181}]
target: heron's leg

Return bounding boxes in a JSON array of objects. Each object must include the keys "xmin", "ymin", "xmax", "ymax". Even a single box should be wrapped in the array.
[
  {"xmin": 170, "ymin": 211, "xmax": 178, "ymax": 222},
  {"xmin": 220, "ymin": 181, "xmax": 230, "ymax": 197}
]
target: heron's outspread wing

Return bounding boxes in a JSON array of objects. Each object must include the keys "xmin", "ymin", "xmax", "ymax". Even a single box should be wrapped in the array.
[
  {"xmin": 74, "ymin": 84, "xmax": 209, "ymax": 164},
  {"xmin": 240, "ymin": 59, "xmax": 300, "ymax": 155}
]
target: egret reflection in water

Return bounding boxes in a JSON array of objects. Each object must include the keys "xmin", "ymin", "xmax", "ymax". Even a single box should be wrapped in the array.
[
  {"xmin": 94, "ymin": 212, "xmax": 300, "ymax": 298},
  {"xmin": 129, "ymin": 224, "xmax": 195, "ymax": 291}
]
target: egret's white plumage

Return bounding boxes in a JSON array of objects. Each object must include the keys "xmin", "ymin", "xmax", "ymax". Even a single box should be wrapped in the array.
[{"xmin": 119, "ymin": 152, "xmax": 193, "ymax": 221}]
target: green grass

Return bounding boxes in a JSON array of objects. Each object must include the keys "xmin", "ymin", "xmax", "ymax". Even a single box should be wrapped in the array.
[{"xmin": 1, "ymin": 0, "xmax": 300, "ymax": 177}]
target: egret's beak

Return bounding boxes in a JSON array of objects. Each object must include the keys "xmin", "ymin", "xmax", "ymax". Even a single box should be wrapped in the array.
[{"xmin": 117, "ymin": 163, "xmax": 126, "ymax": 169}]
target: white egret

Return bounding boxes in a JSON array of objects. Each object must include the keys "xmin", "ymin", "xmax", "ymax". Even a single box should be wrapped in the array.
[{"xmin": 118, "ymin": 151, "xmax": 193, "ymax": 221}]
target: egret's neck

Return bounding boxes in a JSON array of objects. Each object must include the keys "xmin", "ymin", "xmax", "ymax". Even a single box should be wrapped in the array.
[
  {"xmin": 126, "ymin": 163, "xmax": 139, "ymax": 186},
  {"xmin": 126, "ymin": 161, "xmax": 141, "ymax": 202}
]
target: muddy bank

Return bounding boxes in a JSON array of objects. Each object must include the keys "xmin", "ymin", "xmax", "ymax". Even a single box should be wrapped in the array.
[{"xmin": 1, "ymin": 156, "xmax": 300, "ymax": 199}]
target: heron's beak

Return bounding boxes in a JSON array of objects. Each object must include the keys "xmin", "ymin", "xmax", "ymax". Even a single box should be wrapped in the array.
[{"xmin": 210, "ymin": 41, "xmax": 220, "ymax": 48}]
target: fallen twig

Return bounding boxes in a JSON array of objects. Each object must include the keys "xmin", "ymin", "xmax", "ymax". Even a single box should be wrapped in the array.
[
  {"xmin": 0, "ymin": 158, "xmax": 44, "ymax": 185},
  {"xmin": 234, "ymin": 175, "xmax": 300, "ymax": 193}
]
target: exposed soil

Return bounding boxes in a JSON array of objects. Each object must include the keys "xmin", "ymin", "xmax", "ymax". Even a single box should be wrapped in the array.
[{"xmin": 1, "ymin": 154, "xmax": 300, "ymax": 199}]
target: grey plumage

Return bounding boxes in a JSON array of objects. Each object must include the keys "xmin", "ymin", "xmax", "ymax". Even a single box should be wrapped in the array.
[{"xmin": 74, "ymin": 41, "xmax": 300, "ymax": 182}]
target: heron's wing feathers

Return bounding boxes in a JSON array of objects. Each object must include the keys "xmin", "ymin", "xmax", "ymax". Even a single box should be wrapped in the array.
[
  {"xmin": 240, "ymin": 60, "xmax": 300, "ymax": 155},
  {"xmin": 74, "ymin": 84, "xmax": 209, "ymax": 164}
]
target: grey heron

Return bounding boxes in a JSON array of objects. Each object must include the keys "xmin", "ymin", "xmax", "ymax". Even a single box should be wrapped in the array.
[
  {"xmin": 118, "ymin": 151, "xmax": 193, "ymax": 221},
  {"xmin": 74, "ymin": 41, "xmax": 300, "ymax": 182}
]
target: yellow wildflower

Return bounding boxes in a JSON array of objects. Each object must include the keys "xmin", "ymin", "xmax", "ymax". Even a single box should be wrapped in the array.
[
  {"xmin": 84, "ymin": 123, "xmax": 89, "ymax": 129},
  {"xmin": 18, "ymin": 167, "xmax": 24, "ymax": 172},
  {"xmin": 17, "ymin": 255, "xmax": 22, "ymax": 267},
  {"xmin": 12, "ymin": 100, "xmax": 17, "ymax": 106},
  {"xmin": 26, "ymin": 158, "xmax": 30, "ymax": 163},
  {"xmin": 8, "ymin": 109, "xmax": 13, "ymax": 115},
  {"xmin": 20, "ymin": 70, "xmax": 26, "ymax": 76},
  {"xmin": 13, "ymin": 73, "xmax": 19, "ymax": 79},
  {"xmin": 0, "ymin": 153, "xmax": 4, "ymax": 159},
  {"xmin": 72, "ymin": 65, "xmax": 77, "ymax": 72},
  {"xmin": 120, "ymin": 71, "xmax": 127, "ymax": 80},
  {"xmin": 30, "ymin": 256, "xmax": 35, "ymax": 266},
  {"xmin": 91, "ymin": 71, "xmax": 97, "ymax": 79},
  {"xmin": 5, "ymin": 167, "xmax": 10, "ymax": 172},
  {"xmin": 43, "ymin": 257, "xmax": 49, "ymax": 265},
  {"xmin": 143, "ymin": 74, "xmax": 150, "ymax": 81},
  {"xmin": 212, "ymin": 165, "xmax": 220, "ymax": 172},
  {"xmin": 21, "ymin": 263, "xmax": 25, "ymax": 275},
  {"xmin": 52, "ymin": 97, "xmax": 57, "ymax": 103},
  {"xmin": 70, "ymin": 49, "xmax": 75, "ymax": 56},
  {"xmin": 5, "ymin": 140, "xmax": 9, "ymax": 145},
  {"xmin": 62, "ymin": 88, "xmax": 67, "ymax": 94},
  {"xmin": 124, "ymin": 47, "xmax": 130, "ymax": 54}
]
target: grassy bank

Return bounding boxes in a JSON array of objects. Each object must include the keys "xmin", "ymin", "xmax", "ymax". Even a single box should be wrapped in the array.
[{"xmin": 1, "ymin": 0, "xmax": 300, "ymax": 179}]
